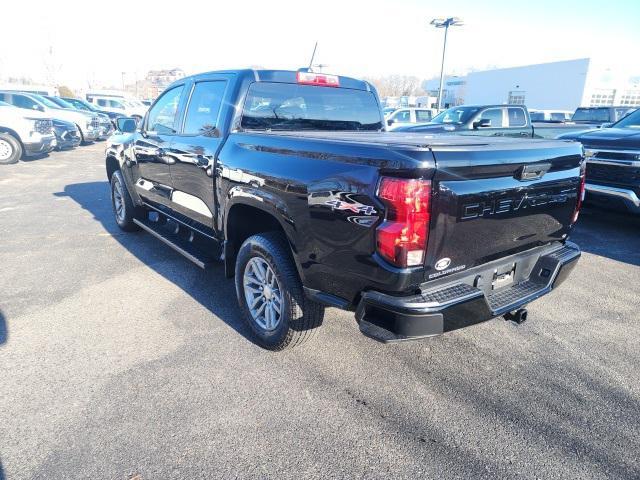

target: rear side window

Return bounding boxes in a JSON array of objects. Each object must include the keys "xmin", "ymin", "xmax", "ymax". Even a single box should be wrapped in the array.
[
  {"xmin": 507, "ymin": 107, "xmax": 527, "ymax": 127},
  {"xmin": 241, "ymin": 82, "xmax": 382, "ymax": 131},
  {"xmin": 146, "ymin": 86, "xmax": 184, "ymax": 134},
  {"xmin": 183, "ymin": 81, "xmax": 226, "ymax": 136},
  {"xmin": 415, "ymin": 110, "xmax": 432, "ymax": 122}
]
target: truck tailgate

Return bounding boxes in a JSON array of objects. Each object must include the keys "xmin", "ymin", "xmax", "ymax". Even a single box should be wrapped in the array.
[{"xmin": 425, "ymin": 140, "xmax": 583, "ymax": 279}]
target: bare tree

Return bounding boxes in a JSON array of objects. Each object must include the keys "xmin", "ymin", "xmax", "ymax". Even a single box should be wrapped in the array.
[{"xmin": 363, "ymin": 75, "xmax": 424, "ymax": 98}]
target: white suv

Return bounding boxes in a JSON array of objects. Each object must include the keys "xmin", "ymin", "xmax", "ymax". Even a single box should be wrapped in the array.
[
  {"xmin": 0, "ymin": 101, "xmax": 56, "ymax": 164},
  {"xmin": 0, "ymin": 91, "xmax": 100, "ymax": 144},
  {"xmin": 386, "ymin": 108, "xmax": 436, "ymax": 130},
  {"xmin": 87, "ymin": 95, "xmax": 147, "ymax": 120}
]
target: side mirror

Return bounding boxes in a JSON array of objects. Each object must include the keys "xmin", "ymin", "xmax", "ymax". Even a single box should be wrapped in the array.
[
  {"xmin": 116, "ymin": 117, "xmax": 137, "ymax": 133},
  {"xmin": 387, "ymin": 119, "xmax": 395, "ymax": 126},
  {"xmin": 473, "ymin": 118, "xmax": 492, "ymax": 129}
]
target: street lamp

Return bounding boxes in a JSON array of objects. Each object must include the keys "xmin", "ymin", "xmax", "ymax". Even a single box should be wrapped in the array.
[{"xmin": 430, "ymin": 17, "xmax": 463, "ymax": 111}]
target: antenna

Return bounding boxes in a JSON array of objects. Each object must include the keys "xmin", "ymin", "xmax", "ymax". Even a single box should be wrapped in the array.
[{"xmin": 308, "ymin": 42, "xmax": 318, "ymax": 71}]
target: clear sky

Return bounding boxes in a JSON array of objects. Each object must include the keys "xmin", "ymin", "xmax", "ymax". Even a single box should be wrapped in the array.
[{"xmin": 1, "ymin": 0, "xmax": 638, "ymax": 89}]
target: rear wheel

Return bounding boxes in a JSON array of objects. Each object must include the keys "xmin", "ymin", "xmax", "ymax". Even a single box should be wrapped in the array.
[
  {"xmin": 235, "ymin": 232, "xmax": 324, "ymax": 350},
  {"xmin": 0, "ymin": 133, "xmax": 22, "ymax": 165},
  {"xmin": 110, "ymin": 170, "xmax": 141, "ymax": 231}
]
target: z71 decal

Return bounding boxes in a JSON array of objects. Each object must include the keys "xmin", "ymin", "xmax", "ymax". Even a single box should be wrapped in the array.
[{"xmin": 325, "ymin": 200, "xmax": 377, "ymax": 216}]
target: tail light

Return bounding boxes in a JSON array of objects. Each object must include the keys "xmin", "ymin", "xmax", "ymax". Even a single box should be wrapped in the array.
[
  {"xmin": 572, "ymin": 160, "xmax": 586, "ymax": 224},
  {"xmin": 376, "ymin": 177, "xmax": 432, "ymax": 268},
  {"xmin": 296, "ymin": 71, "xmax": 340, "ymax": 87}
]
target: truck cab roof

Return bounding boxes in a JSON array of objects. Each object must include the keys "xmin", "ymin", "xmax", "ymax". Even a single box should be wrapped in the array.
[{"xmin": 168, "ymin": 69, "xmax": 374, "ymax": 92}]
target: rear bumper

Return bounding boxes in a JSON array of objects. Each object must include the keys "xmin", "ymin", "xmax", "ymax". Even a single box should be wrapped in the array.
[
  {"xmin": 585, "ymin": 183, "xmax": 640, "ymax": 213},
  {"xmin": 355, "ymin": 242, "xmax": 580, "ymax": 343}
]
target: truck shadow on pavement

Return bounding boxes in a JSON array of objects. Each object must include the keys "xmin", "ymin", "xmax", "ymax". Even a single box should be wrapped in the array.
[
  {"xmin": 55, "ymin": 181, "xmax": 255, "ymax": 344},
  {"xmin": 571, "ymin": 206, "xmax": 640, "ymax": 267}
]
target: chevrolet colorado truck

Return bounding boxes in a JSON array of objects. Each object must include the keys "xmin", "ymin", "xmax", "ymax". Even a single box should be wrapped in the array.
[
  {"xmin": 106, "ymin": 69, "xmax": 584, "ymax": 350},
  {"xmin": 559, "ymin": 108, "xmax": 640, "ymax": 213}
]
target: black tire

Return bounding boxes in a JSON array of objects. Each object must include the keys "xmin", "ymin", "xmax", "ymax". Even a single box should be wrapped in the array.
[
  {"xmin": 0, "ymin": 133, "xmax": 22, "ymax": 165},
  {"xmin": 77, "ymin": 126, "xmax": 93, "ymax": 146},
  {"xmin": 235, "ymin": 232, "xmax": 324, "ymax": 350},
  {"xmin": 110, "ymin": 170, "xmax": 142, "ymax": 231}
]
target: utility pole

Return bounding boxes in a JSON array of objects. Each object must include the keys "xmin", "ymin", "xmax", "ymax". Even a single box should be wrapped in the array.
[{"xmin": 430, "ymin": 17, "xmax": 463, "ymax": 111}]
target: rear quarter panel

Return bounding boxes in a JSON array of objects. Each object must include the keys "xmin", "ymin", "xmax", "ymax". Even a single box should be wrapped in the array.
[{"xmin": 218, "ymin": 132, "xmax": 435, "ymax": 302}]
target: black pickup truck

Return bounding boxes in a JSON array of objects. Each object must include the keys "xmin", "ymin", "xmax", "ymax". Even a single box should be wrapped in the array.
[
  {"xmin": 394, "ymin": 104, "xmax": 594, "ymax": 139},
  {"xmin": 559, "ymin": 108, "xmax": 640, "ymax": 214},
  {"xmin": 106, "ymin": 69, "xmax": 584, "ymax": 350}
]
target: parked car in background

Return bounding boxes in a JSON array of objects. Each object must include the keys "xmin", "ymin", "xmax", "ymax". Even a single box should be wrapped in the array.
[
  {"xmin": 386, "ymin": 107, "xmax": 435, "ymax": 130},
  {"xmin": 105, "ymin": 69, "xmax": 583, "ymax": 350},
  {"xmin": 558, "ymin": 108, "xmax": 640, "ymax": 214},
  {"xmin": 529, "ymin": 110, "xmax": 573, "ymax": 122},
  {"xmin": 86, "ymin": 94, "xmax": 147, "ymax": 120},
  {"xmin": 393, "ymin": 104, "xmax": 595, "ymax": 139},
  {"xmin": 382, "ymin": 107, "xmax": 396, "ymax": 116},
  {"xmin": 43, "ymin": 96, "xmax": 113, "ymax": 140},
  {"xmin": 0, "ymin": 100, "xmax": 55, "ymax": 164},
  {"xmin": 61, "ymin": 97, "xmax": 125, "ymax": 126},
  {"xmin": 0, "ymin": 91, "xmax": 100, "ymax": 144},
  {"xmin": 571, "ymin": 106, "xmax": 634, "ymax": 126},
  {"xmin": 52, "ymin": 118, "xmax": 81, "ymax": 150}
]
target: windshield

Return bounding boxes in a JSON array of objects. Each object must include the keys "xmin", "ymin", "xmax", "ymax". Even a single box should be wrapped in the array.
[
  {"xmin": 613, "ymin": 109, "xmax": 640, "ymax": 129},
  {"xmin": 572, "ymin": 108, "xmax": 610, "ymax": 122},
  {"xmin": 241, "ymin": 82, "xmax": 383, "ymax": 131},
  {"xmin": 32, "ymin": 94, "xmax": 61, "ymax": 109},
  {"xmin": 431, "ymin": 106, "xmax": 480, "ymax": 124},
  {"xmin": 65, "ymin": 98, "xmax": 94, "ymax": 111},
  {"xmin": 46, "ymin": 96, "xmax": 74, "ymax": 109}
]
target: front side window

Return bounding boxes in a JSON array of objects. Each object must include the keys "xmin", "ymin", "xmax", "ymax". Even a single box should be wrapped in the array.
[
  {"xmin": 241, "ymin": 82, "xmax": 382, "ymax": 131},
  {"xmin": 479, "ymin": 108, "xmax": 504, "ymax": 127},
  {"xmin": 110, "ymin": 100, "xmax": 125, "ymax": 109},
  {"xmin": 507, "ymin": 107, "xmax": 527, "ymax": 127},
  {"xmin": 431, "ymin": 106, "xmax": 480, "ymax": 124},
  {"xmin": 12, "ymin": 94, "xmax": 40, "ymax": 110},
  {"xmin": 146, "ymin": 86, "xmax": 184, "ymax": 134},
  {"xmin": 392, "ymin": 110, "xmax": 411, "ymax": 122},
  {"xmin": 97, "ymin": 99, "xmax": 107, "ymax": 107},
  {"xmin": 183, "ymin": 81, "xmax": 227, "ymax": 136}
]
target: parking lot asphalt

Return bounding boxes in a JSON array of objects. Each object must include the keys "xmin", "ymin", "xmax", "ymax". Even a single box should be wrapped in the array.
[{"xmin": 1, "ymin": 143, "xmax": 639, "ymax": 480}]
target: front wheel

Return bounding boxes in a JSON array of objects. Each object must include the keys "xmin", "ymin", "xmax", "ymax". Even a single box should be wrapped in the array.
[
  {"xmin": 110, "ymin": 170, "xmax": 141, "ymax": 231},
  {"xmin": 235, "ymin": 232, "xmax": 324, "ymax": 350},
  {"xmin": 0, "ymin": 133, "xmax": 22, "ymax": 165}
]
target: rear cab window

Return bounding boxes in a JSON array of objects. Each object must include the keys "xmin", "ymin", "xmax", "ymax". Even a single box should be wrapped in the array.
[
  {"xmin": 507, "ymin": 107, "xmax": 527, "ymax": 127},
  {"xmin": 240, "ymin": 82, "xmax": 383, "ymax": 131},
  {"xmin": 415, "ymin": 110, "xmax": 432, "ymax": 122},
  {"xmin": 182, "ymin": 81, "xmax": 227, "ymax": 136}
]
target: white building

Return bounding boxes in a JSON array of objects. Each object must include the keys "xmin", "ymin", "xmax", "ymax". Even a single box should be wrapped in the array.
[{"xmin": 423, "ymin": 58, "xmax": 640, "ymax": 111}]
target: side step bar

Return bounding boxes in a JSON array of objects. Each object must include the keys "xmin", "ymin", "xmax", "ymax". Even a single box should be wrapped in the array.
[{"xmin": 133, "ymin": 217, "xmax": 217, "ymax": 269}]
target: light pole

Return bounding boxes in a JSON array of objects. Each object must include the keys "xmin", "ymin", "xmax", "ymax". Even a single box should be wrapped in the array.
[{"xmin": 430, "ymin": 17, "xmax": 463, "ymax": 112}]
